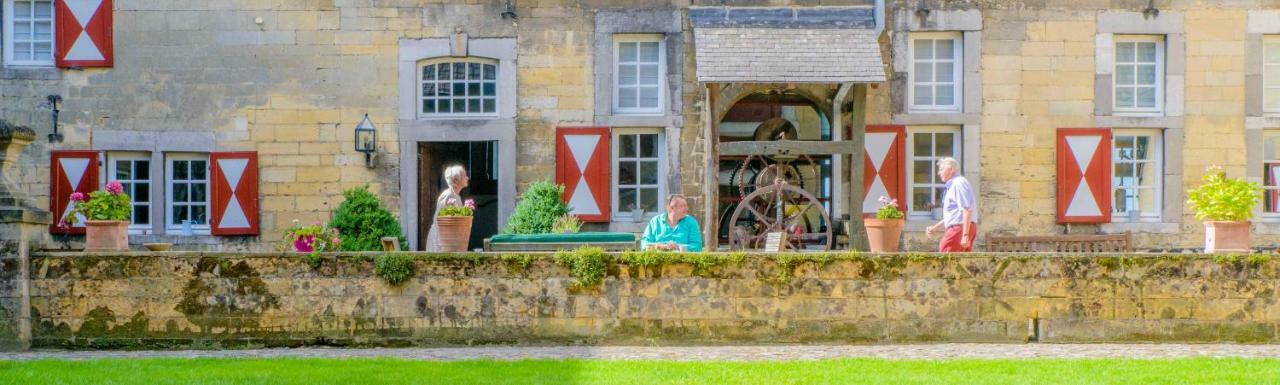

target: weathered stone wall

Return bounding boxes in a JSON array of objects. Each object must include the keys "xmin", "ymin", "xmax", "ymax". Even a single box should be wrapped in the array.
[
  {"xmin": 25, "ymin": 252, "xmax": 1280, "ymax": 349},
  {"xmin": 0, "ymin": 241, "xmax": 25, "ymax": 350}
]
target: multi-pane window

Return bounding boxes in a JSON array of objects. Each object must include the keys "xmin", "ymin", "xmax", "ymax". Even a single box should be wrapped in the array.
[
  {"xmin": 167, "ymin": 155, "xmax": 209, "ymax": 229},
  {"xmin": 909, "ymin": 33, "xmax": 962, "ymax": 112},
  {"xmin": 1262, "ymin": 131, "xmax": 1280, "ymax": 216},
  {"xmin": 1265, "ymin": 37, "xmax": 1280, "ymax": 114},
  {"xmin": 614, "ymin": 35, "xmax": 664, "ymax": 114},
  {"xmin": 3, "ymin": 0, "xmax": 55, "ymax": 66},
  {"xmin": 107, "ymin": 153, "xmax": 152, "ymax": 229},
  {"xmin": 1111, "ymin": 129, "xmax": 1162, "ymax": 220},
  {"xmin": 1114, "ymin": 36, "xmax": 1164, "ymax": 113},
  {"xmin": 419, "ymin": 58, "xmax": 498, "ymax": 118},
  {"xmin": 907, "ymin": 127, "xmax": 961, "ymax": 217},
  {"xmin": 613, "ymin": 129, "xmax": 664, "ymax": 220}
]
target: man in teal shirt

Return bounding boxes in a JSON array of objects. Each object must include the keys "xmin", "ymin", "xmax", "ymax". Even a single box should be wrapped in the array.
[{"xmin": 641, "ymin": 194, "xmax": 703, "ymax": 252}]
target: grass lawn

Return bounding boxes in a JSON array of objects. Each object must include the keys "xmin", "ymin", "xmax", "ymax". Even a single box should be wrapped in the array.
[{"xmin": 2, "ymin": 357, "xmax": 1278, "ymax": 384}]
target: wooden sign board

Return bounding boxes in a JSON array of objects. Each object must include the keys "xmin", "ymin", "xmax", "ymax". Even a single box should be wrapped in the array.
[
  {"xmin": 381, "ymin": 237, "xmax": 400, "ymax": 252},
  {"xmin": 763, "ymin": 232, "xmax": 787, "ymax": 252}
]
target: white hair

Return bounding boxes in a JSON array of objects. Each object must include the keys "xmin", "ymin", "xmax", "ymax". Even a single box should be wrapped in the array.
[
  {"xmin": 667, "ymin": 194, "xmax": 687, "ymax": 206},
  {"xmin": 443, "ymin": 165, "xmax": 466, "ymax": 187},
  {"xmin": 936, "ymin": 157, "xmax": 961, "ymax": 171}
]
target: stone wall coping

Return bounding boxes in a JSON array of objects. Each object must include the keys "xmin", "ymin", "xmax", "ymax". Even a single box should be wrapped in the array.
[{"xmin": 27, "ymin": 251, "xmax": 1258, "ymax": 260}]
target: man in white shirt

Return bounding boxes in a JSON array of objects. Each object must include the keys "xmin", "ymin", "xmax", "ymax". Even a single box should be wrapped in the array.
[{"xmin": 925, "ymin": 157, "xmax": 977, "ymax": 252}]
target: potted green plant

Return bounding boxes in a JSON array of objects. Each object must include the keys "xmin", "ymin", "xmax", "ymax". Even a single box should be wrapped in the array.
[
  {"xmin": 282, "ymin": 220, "xmax": 342, "ymax": 253},
  {"xmin": 64, "ymin": 181, "xmax": 132, "ymax": 251},
  {"xmin": 1186, "ymin": 166, "xmax": 1261, "ymax": 253},
  {"xmin": 865, "ymin": 196, "xmax": 905, "ymax": 252},
  {"xmin": 436, "ymin": 199, "xmax": 476, "ymax": 252}
]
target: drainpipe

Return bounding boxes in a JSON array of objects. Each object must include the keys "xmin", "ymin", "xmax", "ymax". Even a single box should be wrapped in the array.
[{"xmin": 874, "ymin": 0, "xmax": 886, "ymax": 36}]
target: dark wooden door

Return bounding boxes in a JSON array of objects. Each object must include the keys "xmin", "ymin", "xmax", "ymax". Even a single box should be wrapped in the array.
[{"xmin": 418, "ymin": 141, "xmax": 499, "ymax": 251}]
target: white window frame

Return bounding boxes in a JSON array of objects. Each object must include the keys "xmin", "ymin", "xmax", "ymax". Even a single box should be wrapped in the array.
[
  {"xmin": 1261, "ymin": 130, "xmax": 1280, "ymax": 219},
  {"xmin": 1110, "ymin": 129, "xmax": 1163, "ymax": 222},
  {"xmin": 1113, "ymin": 35, "xmax": 1165, "ymax": 115},
  {"xmin": 611, "ymin": 128, "xmax": 666, "ymax": 222},
  {"xmin": 165, "ymin": 153, "xmax": 211, "ymax": 233},
  {"xmin": 1265, "ymin": 36, "xmax": 1280, "ymax": 115},
  {"xmin": 907, "ymin": 32, "xmax": 963, "ymax": 113},
  {"xmin": 106, "ymin": 152, "xmax": 153, "ymax": 232},
  {"xmin": 905, "ymin": 126, "xmax": 962, "ymax": 219},
  {"xmin": 416, "ymin": 57, "xmax": 500, "ymax": 120},
  {"xmin": 2, "ymin": 0, "xmax": 56, "ymax": 67},
  {"xmin": 612, "ymin": 34, "xmax": 666, "ymax": 115}
]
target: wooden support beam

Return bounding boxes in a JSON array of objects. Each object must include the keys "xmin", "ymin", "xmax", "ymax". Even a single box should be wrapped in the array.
[
  {"xmin": 831, "ymin": 83, "xmax": 852, "ymax": 219},
  {"xmin": 703, "ymin": 83, "xmax": 721, "ymax": 250},
  {"xmin": 717, "ymin": 140, "xmax": 858, "ymax": 156},
  {"xmin": 847, "ymin": 84, "xmax": 869, "ymax": 250}
]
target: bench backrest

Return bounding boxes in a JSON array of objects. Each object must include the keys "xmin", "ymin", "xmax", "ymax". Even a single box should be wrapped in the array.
[{"xmin": 985, "ymin": 233, "xmax": 1132, "ymax": 253}]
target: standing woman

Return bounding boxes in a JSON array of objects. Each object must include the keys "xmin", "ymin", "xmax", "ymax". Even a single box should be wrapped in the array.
[{"xmin": 424, "ymin": 165, "xmax": 469, "ymax": 252}]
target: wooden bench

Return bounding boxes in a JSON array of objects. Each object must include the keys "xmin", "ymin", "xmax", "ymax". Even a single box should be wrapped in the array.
[{"xmin": 985, "ymin": 233, "xmax": 1132, "ymax": 252}]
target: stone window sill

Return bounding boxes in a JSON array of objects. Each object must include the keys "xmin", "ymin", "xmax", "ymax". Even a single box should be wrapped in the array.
[
  {"xmin": 0, "ymin": 66, "xmax": 60, "ymax": 80},
  {"xmin": 1100, "ymin": 222, "xmax": 1180, "ymax": 234},
  {"xmin": 131, "ymin": 234, "xmax": 221, "ymax": 245}
]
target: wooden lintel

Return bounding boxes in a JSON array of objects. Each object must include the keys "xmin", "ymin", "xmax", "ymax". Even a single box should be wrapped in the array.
[{"xmin": 717, "ymin": 140, "xmax": 858, "ymax": 156}]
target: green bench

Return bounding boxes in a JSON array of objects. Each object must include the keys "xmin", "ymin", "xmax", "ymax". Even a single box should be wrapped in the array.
[{"xmin": 483, "ymin": 232, "xmax": 638, "ymax": 252}]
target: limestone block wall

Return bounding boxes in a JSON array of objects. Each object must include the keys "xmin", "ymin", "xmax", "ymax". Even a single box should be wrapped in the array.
[
  {"xmin": 0, "ymin": 241, "xmax": 24, "ymax": 350},
  {"xmin": 5, "ymin": 1, "xmax": 1280, "ymax": 252},
  {"xmin": 25, "ymin": 252, "xmax": 1280, "ymax": 349}
]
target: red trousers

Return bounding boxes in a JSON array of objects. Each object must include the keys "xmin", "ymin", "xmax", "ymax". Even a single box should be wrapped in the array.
[{"xmin": 939, "ymin": 222, "xmax": 977, "ymax": 252}]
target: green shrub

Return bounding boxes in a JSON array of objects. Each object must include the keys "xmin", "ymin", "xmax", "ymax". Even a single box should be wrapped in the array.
[
  {"xmin": 328, "ymin": 186, "xmax": 405, "ymax": 251},
  {"xmin": 504, "ymin": 179, "xmax": 571, "ymax": 234},
  {"xmin": 374, "ymin": 253, "xmax": 415, "ymax": 286},
  {"xmin": 1186, "ymin": 166, "xmax": 1261, "ymax": 222},
  {"xmin": 554, "ymin": 246, "xmax": 607, "ymax": 287}
]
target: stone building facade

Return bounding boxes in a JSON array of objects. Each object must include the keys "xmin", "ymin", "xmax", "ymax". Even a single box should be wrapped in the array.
[{"xmin": 3, "ymin": 0, "xmax": 1280, "ymax": 251}]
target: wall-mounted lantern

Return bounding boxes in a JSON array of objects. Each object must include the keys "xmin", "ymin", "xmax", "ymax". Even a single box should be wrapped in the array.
[
  {"xmin": 1142, "ymin": 0, "xmax": 1160, "ymax": 19},
  {"xmin": 354, "ymin": 114, "xmax": 377, "ymax": 168}
]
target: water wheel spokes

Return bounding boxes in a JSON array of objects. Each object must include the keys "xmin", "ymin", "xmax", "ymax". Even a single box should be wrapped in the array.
[{"xmin": 727, "ymin": 182, "xmax": 833, "ymax": 251}]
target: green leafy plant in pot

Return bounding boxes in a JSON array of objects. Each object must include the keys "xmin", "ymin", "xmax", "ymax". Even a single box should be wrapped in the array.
[
  {"xmin": 64, "ymin": 181, "xmax": 132, "ymax": 251},
  {"xmin": 1186, "ymin": 166, "xmax": 1261, "ymax": 253}
]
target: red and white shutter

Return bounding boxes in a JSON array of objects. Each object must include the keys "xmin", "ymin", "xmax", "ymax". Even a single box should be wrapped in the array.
[
  {"xmin": 555, "ymin": 127, "xmax": 611, "ymax": 222},
  {"xmin": 863, "ymin": 125, "xmax": 907, "ymax": 217},
  {"xmin": 209, "ymin": 152, "xmax": 259, "ymax": 235},
  {"xmin": 49, "ymin": 150, "xmax": 99, "ymax": 234},
  {"xmin": 1057, "ymin": 128, "xmax": 1112, "ymax": 223},
  {"xmin": 55, "ymin": 0, "xmax": 113, "ymax": 68}
]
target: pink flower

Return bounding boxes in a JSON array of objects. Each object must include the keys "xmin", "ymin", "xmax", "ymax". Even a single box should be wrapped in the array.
[
  {"xmin": 331, "ymin": 238, "xmax": 341, "ymax": 245},
  {"xmin": 69, "ymin": 192, "xmax": 86, "ymax": 202},
  {"xmin": 877, "ymin": 196, "xmax": 891, "ymax": 205},
  {"xmin": 105, "ymin": 181, "xmax": 125, "ymax": 194},
  {"xmin": 464, "ymin": 199, "xmax": 476, "ymax": 210}
]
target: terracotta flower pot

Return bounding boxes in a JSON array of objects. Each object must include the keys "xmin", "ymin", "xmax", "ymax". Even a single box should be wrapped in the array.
[
  {"xmin": 864, "ymin": 218, "xmax": 904, "ymax": 252},
  {"xmin": 1204, "ymin": 221, "xmax": 1250, "ymax": 253},
  {"xmin": 84, "ymin": 220, "xmax": 129, "ymax": 251},
  {"xmin": 436, "ymin": 216, "xmax": 473, "ymax": 252}
]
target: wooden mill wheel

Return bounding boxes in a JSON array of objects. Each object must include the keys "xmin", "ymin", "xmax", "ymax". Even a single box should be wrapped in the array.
[{"xmin": 727, "ymin": 181, "xmax": 833, "ymax": 251}]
